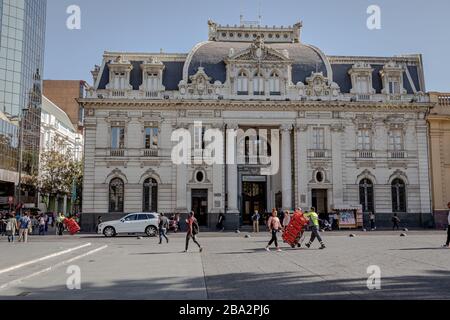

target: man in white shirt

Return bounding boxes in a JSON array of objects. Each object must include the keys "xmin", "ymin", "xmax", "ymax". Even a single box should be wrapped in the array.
[{"xmin": 444, "ymin": 202, "xmax": 450, "ymax": 248}]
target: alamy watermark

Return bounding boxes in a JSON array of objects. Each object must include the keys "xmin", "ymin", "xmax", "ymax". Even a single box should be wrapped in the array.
[
  {"xmin": 66, "ymin": 265, "xmax": 81, "ymax": 290},
  {"xmin": 367, "ymin": 265, "xmax": 382, "ymax": 290},
  {"xmin": 171, "ymin": 122, "xmax": 280, "ymax": 176},
  {"xmin": 367, "ymin": 5, "xmax": 381, "ymax": 30},
  {"xmin": 66, "ymin": 5, "xmax": 81, "ymax": 30}
]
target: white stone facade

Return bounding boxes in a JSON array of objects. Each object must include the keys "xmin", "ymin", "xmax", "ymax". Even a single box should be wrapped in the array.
[{"xmin": 80, "ymin": 21, "xmax": 432, "ymax": 229}]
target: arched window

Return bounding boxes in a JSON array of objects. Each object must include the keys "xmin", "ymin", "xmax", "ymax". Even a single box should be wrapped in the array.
[
  {"xmin": 109, "ymin": 178, "xmax": 124, "ymax": 213},
  {"xmin": 359, "ymin": 179, "xmax": 374, "ymax": 213},
  {"xmin": 237, "ymin": 71, "xmax": 248, "ymax": 95},
  {"xmin": 253, "ymin": 72, "xmax": 265, "ymax": 95},
  {"xmin": 391, "ymin": 178, "xmax": 406, "ymax": 213},
  {"xmin": 143, "ymin": 178, "xmax": 158, "ymax": 212},
  {"xmin": 269, "ymin": 71, "xmax": 281, "ymax": 95}
]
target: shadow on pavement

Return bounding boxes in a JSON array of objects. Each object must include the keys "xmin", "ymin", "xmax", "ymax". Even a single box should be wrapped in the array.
[{"xmin": 5, "ymin": 269, "xmax": 450, "ymax": 300}]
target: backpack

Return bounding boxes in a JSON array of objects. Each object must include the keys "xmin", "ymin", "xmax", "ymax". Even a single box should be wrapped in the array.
[{"xmin": 192, "ymin": 218, "xmax": 200, "ymax": 235}]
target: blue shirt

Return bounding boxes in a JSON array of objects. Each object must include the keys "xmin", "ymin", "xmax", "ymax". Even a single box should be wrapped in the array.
[{"xmin": 19, "ymin": 216, "xmax": 30, "ymax": 229}]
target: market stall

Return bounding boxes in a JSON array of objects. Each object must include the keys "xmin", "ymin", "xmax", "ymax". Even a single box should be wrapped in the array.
[{"xmin": 332, "ymin": 205, "xmax": 363, "ymax": 230}]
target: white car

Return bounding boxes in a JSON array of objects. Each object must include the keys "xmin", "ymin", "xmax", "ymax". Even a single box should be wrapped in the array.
[{"xmin": 98, "ymin": 213, "xmax": 160, "ymax": 238}]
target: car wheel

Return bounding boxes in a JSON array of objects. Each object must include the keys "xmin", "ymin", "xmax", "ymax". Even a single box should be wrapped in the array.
[
  {"xmin": 103, "ymin": 226, "xmax": 116, "ymax": 238},
  {"xmin": 145, "ymin": 226, "xmax": 158, "ymax": 237}
]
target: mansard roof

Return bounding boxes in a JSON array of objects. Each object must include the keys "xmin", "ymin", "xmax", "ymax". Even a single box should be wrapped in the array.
[
  {"xmin": 184, "ymin": 41, "xmax": 331, "ymax": 85},
  {"xmin": 93, "ymin": 22, "xmax": 426, "ymax": 95}
]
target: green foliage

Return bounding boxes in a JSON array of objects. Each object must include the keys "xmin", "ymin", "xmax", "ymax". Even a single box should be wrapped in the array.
[{"xmin": 38, "ymin": 137, "xmax": 83, "ymax": 202}]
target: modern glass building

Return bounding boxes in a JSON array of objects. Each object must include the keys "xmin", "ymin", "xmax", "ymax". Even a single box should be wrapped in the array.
[{"xmin": 0, "ymin": 0, "xmax": 46, "ymax": 209}]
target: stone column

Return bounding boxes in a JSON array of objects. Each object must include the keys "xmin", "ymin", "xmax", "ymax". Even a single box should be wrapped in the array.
[
  {"xmin": 296, "ymin": 124, "xmax": 309, "ymax": 209},
  {"xmin": 331, "ymin": 123, "xmax": 345, "ymax": 208},
  {"xmin": 175, "ymin": 124, "xmax": 189, "ymax": 214},
  {"xmin": 226, "ymin": 124, "xmax": 239, "ymax": 214},
  {"xmin": 281, "ymin": 124, "xmax": 293, "ymax": 211},
  {"xmin": 416, "ymin": 121, "xmax": 432, "ymax": 219}
]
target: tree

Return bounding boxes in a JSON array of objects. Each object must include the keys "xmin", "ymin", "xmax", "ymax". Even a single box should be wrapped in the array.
[{"xmin": 38, "ymin": 137, "xmax": 83, "ymax": 212}]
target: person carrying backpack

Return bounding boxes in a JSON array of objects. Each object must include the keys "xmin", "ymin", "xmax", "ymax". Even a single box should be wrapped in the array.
[
  {"xmin": 184, "ymin": 211, "xmax": 203, "ymax": 253},
  {"xmin": 18, "ymin": 212, "xmax": 31, "ymax": 243},
  {"xmin": 392, "ymin": 213, "xmax": 400, "ymax": 231}
]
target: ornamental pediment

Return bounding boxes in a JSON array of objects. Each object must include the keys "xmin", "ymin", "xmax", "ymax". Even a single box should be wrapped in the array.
[
  {"xmin": 225, "ymin": 37, "xmax": 291, "ymax": 63},
  {"xmin": 303, "ymin": 72, "xmax": 340, "ymax": 97}
]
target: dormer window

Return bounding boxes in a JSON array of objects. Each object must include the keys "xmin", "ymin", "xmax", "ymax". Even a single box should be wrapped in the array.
[
  {"xmin": 112, "ymin": 72, "xmax": 128, "ymax": 90},
  {"xmin": 107, "ymin": 56, "xmax": 133, "ymax": 93},
  {"xmin": 388, "ymin": 79, "xmax": 401, "ymax": 95},
  {"xmin": 269, "ymin": 71, "xmax": 281, "ymax": 95},
  {"xmin": 348, "ymin": 63, "xmax": 374, "ymax": 97},
  {"xmin": 145, "ymin": 72, "xmax": 159, "ymax": 92},
  {"xmin": 237, "ymin": 71, "xmax": 248, "ymax": 95},
  {"xmin": 253, "ymin": 71, "xmax": 265, "ymax": 96},
  {"xmin": 356, "ymin": 76, "xmax": 370, "ymax": 94},
  {"xmin": 380, "ymin": 62, "xmax": 405, "ymax": 97},
  {"xmin": 140, "ymin": 57, "xmax": 165, "ymax": 96}
]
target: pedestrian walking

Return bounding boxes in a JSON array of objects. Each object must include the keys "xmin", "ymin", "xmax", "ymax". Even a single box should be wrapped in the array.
[
  {"xmin": 442, "ymin": 202, "xmax": 450, "ymax": 248},
  {"xmin": 0, "ymin": 212, "xmax": 6, "ymax": 236},
  {"xmin": 184, "ymin": 211, "xmax": 203, "ymax": 253},
  {"xmin": 18, "ymin": 212, "xmax": 31, "ymax": 243},
  {"xmin": 158, "ymin": 213, "xmax": 169, "ymax": 244},
  {"xmin": 252, "ymin": 210, "xmax": 260, "ymax": 233},
  {"xmin": 43, "ymin": 213, "xmax": 49, "ymax": 233},
  {"xmin": 6, "ymin": 213, "xmax": 18, "ymax": 243},
  {"xmin": 216, "ymin": 212, "xmax": 225, "ymax": 231},
  {"xmin": 282, "ymin": 210, "xmax": 291, "ymax": 230},
  {"xmin": 369, "ymin": 213, "xmax": 376, "ymax": 231},
  {"xmin": 175, "ymin": 213, "xmax": 181, "ymax": 232},
  {"xmin": 265, "ymin": 209, "xmax": 282, "ymax": 252},
  {"xmin": 304, "ymin": 208, "xmax": 326, "ymax": 250},
  {"xmin": 39, "ymin": 214, "xmax": 46, "ymax": 235},
  {"xmin": 96, "ymin": 216, "xmax": 103, "ymax": 233},
  {"xmin": 392, "ymin": 213, "xmax": 400, "ymax": 231},
  {"xmin": 30, "ymin": 214, "xmax": 38, "ymax": 235},
  {"xmin": 56, "ymin": 213, "xmax": 65, "ymax": 236}
]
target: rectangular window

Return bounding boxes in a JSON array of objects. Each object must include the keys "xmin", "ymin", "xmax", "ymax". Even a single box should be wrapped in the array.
[
  {"xmin": 144, "ymin": 127, "xmax": 158, "ymax": 149},
  {"xmin": 356, "ymin": 76, "xmax": 369, "ymax": 94},
  {"xmin": 388, "ymin": 80, "xmax": 400, "ymax": 95},
  {"xmin": 357, "ymin": 129, "xmax": 371, "ymax": 150},
  {"xmin": 312, "ymin": 128, "xmax": 325, "ymax": 150},
  {"xmin": 194, "ymin": 126, "xmax": 205, "ymax": 150},
  {"xmin": 389, "ymin": 130, "xmax": 403, "ymax": 151},
  {"xmin": 111, "ymin": 127, "xmax": 125, "ymax": 149}
]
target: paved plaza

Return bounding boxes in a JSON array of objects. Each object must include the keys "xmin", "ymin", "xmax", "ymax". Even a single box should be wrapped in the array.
[{"xmin": 0, "ymin": 231, "xmax": 449, "ymax": 300}]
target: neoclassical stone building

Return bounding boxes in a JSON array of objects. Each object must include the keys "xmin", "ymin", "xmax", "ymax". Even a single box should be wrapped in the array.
[{"xmin": 80, "ymin": 21, "xmax": 433, "ymax": 230}]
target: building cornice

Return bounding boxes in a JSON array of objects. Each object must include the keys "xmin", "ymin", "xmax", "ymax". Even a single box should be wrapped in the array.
[
  {"xmin": 79, "ymin": 98, "xmax": 431, "ymax": 113},
  {"xmin": 328, "ymin": 55, "xmax": 421, "ymax": 66}
]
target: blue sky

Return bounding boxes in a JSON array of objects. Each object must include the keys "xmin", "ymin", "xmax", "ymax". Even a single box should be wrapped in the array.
[{"xmin": 45, "ymin": 0, "xmax": 450, "ymax": 91}]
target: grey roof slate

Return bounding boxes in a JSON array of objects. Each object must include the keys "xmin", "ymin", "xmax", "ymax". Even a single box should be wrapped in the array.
[
  {"xmin": 98, "ymin": 60, "xmax": 184, "ymax": 91},
  {"xmin": 187, "ymin": 41, "xmax": 328, "ymax": 85}
]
